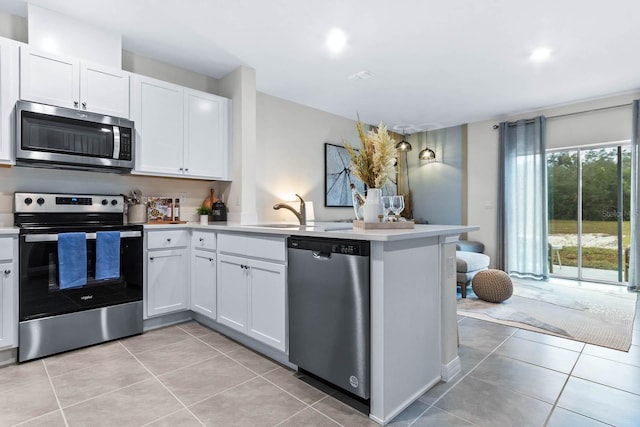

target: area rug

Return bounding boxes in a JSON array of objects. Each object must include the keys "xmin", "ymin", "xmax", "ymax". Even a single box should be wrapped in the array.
[{"xmin": 457, "ymin": 279, "xmax": 638, "ymax": 351}]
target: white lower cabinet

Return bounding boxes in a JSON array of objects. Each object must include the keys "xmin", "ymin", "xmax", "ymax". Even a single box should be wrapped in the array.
[
  {"xmin": 247, "ymin": 259, "xmax": 286, "ymax": 351},
  {"xmin": 0, "ymin": 236, "xmax": 17, "ymax": 350},
  {"xmin": 0, "ymin": 261, "xmax": 16, "ymax": 349},
  {"xmin": 217, "ymin": 254, "xmax": 249, "ymax": 332},
  {"xmin": 191, "ymin": 251, "xmax": 217, "ymax": 319},
  {"xmin": 217, "ymin": 234, "xmax": 287, "ymax": 352},
  {"xmin": 146, "ymin": 248, "xmax": 188, "ymax": 317}
]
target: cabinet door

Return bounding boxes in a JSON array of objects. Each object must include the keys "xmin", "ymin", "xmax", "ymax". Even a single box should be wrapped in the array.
[
  {"xmin": 184, "ymin": 89, "xmax": 229, "ymax": 179},
  {"xmin": 131, "ymin": 75, "xmax": 184, "ymax": 175},
  {"xmin": 147, "ymin": 249, "xmax": 188, "ymax": 317},
  {"xmin": 248, "ymin": 260, "xmax": 286, "ymax": 352},
  {"xmin": 20, "ymin": 47, "xmax": 79, "ymax": 109},
  {"xmin": 217, "ymin": 254, "xmax": 248, "ymax": 333},
  {"xmin": 0, "ymin": 262, "xmax": 16, "ymax": 349},
  {"xmin": 0, "ymin": 40, "xmax": 18, "ymax": 164},
  {"xmin": 191, "ymin": 251, "xmax": 216, "ymax": 319},
  {"xmin": 80, "ymin": 62, "xmax": 129, "ymax": 117}
]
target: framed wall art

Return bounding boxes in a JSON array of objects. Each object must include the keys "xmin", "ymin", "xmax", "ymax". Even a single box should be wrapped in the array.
[{"xmin": 324, "ymin": 143, "xmax": 366, "ymax": 207}]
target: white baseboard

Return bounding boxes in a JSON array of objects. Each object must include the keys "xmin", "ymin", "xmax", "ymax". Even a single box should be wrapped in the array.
[{"xmin": 441, "ymin": 356, "xmax": 461, "ymax": 382}]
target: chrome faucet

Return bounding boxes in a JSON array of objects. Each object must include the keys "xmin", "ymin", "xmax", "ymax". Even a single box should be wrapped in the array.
[{"xmin": 273, "ymin": 194, "xmax": 306, "ymax": 225}]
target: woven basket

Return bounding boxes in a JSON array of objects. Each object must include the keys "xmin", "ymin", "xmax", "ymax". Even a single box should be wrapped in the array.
[{"xmin": 472, "ymin": 269, "xmax": 513, "ymax": 303}]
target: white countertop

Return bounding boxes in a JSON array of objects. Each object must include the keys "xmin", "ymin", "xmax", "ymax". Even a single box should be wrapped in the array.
[
  {"xmin": 0, "ymin": 227, "xmax": 19, "ymax": 236},
  {"xmin": 143, "ymin": 222, "xmax": 478, "ymax": 242}
]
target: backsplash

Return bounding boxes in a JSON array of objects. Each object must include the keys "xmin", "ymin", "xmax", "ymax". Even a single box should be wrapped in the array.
[{"xmin": 0, "ymin": 166, "xmax": 221, "ymax": 226}]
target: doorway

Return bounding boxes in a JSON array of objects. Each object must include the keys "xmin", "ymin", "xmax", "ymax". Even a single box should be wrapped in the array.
[{"xmin": 547, "ymin": 143, "xmax": 631, "ymax": 284}]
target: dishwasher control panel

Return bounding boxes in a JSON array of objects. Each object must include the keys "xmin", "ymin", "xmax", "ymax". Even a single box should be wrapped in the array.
[{"xmin": 288, "ymin": 237, "xmax": 369, "ymax": 256}]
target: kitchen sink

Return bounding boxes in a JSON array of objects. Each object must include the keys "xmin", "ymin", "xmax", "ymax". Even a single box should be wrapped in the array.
[{"xmin": 248, "ymin": 223, "xmax": 353, "ymax": 231}]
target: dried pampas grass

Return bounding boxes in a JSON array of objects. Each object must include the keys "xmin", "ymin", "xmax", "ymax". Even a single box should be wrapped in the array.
[{"xmin": 344, "ymin": 121, "xmax": 396, "ymax": 189}]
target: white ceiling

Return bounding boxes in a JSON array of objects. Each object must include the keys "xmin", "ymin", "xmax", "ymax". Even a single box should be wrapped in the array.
[{"xmin": 2, "ymin": 0, "xmax": 640, "ymax": 132}]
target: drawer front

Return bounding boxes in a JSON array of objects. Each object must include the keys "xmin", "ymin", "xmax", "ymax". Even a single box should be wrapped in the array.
[
  {"xmin": 217, "ymin": 233, "xmax": 247, "ymax": 255},
  {"xmin": 246, "ymin": 236, "xmax": 285, "ymax": 261},
  {"xmin": 147, "ymin": 229, "xmax": 188, "ymax": 249},
  {"xmin": 0, "ymin": 237, "xmax": 14, "ymax": 261},
  {"xmin": 218, "ymin": 233, "xmax": 285, "ymax": 262},
  {"xmin": 192, "ymin": 231, "xmax": 216, "ymax": 251}
]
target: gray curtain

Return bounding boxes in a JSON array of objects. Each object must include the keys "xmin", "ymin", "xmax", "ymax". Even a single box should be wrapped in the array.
[
  {"xmin": 629, "ymin": 101, "xmax": 640, "ymax": 290},
  {"xmin": 498, "ymin": 117, "xmax": 549, "ymax": 279}
]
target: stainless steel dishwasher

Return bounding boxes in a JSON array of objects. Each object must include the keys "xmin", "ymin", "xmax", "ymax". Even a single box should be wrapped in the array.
[{"xmin": 288, "ymin": 236, "xmax": 370, "ymax": 400}]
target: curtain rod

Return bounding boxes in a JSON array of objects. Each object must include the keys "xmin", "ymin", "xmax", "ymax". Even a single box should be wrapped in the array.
[{"xmin": 491, "ymin": 102, "xmax": 632, "ymax": 129}]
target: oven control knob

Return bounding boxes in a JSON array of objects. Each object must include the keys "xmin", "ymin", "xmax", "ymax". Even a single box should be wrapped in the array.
[
  {"xmin": 101, "ymin": 199, "xmax": 108, "ymax": 205},
  {"xmin": 111, "ymin": 199, "xmax": 118, "ymax": 206},
  {"xmin": 37, "ymin": 197, "xmax": 44, "ymax": 205},
  {"xmin": 24, "ymin": 197, "xmax": 33, "ymax": 205}
]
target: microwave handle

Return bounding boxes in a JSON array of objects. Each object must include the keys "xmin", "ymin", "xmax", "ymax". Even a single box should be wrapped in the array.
[
  {"xmin": 24, "ymin": 230, "xmax": 141, "ymax": 242},
  {"xmin": 113, "ymin": 126, "xmax": 120, "ymax": 160}
]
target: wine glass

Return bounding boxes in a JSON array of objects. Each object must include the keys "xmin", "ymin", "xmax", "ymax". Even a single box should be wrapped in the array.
[
  {"xmin": 382, "ymin": 196, "xmax": 393, "ymax": 222},
  {"xmin": 391, "ymin": 195, "xmax": 405, "ymax": 219}
]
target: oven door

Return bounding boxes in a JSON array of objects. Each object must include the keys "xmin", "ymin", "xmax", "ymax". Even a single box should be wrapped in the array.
[{"xmin": 19, "ymin": 226, "xmax": 143, "ymax": 321}]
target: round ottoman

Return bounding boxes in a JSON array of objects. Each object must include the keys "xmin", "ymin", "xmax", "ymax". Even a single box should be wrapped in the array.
[{"xmin": 472, "ymin": 269, "xmax": 513, "ymax": 302}]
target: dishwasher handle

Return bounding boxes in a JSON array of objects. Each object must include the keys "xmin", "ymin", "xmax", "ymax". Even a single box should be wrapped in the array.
[{"xmin": 311, "ymin": 251, "xmax": 331, "ymax": 260}]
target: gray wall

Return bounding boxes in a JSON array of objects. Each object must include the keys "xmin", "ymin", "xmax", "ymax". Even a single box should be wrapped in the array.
[{"xmin": 408, "ymin": 126, "xmax": 465, "ymax": 225}]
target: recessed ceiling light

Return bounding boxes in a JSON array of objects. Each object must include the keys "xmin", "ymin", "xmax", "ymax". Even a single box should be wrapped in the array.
[
  {"xmin": 530, "ymin": 47, "xmax": 552, "ymax": 62},
  {"xmin": 326, "ymin": 28, "xmax": 347, "ymax": 53}
]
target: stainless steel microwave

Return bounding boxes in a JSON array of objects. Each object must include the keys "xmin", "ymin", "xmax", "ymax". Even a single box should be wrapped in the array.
[{"xmin": 15, "ymin": 100, "xmax": 134, "ymax": 172}]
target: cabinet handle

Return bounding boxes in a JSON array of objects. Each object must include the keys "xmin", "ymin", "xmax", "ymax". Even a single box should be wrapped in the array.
[
  {"xmin": 167, "ymin": 238, "xmax": 172, "ymax": 242},
  {"xmin": 149, "ymin": 257, "xmax": 154, "ymax": 261},
  {"xmin": 185, "ymin": 168, "xmax": 189, "ymax": 172},
  {"xmin": 82, "ymin": 102, "xmax": 87, "ymax": 109},
  {"xmin": 179, "ymin": 167, "xmax": 183, "ymax": 171},
  {"xmin": 74, "ymin": 101, "xmax": 79, "ymax": 107},
  {"xmin": 209, "ymin": 258, "xmax": 213, "ymax": 262},
  {"xmin": 199, "ymin": 238, "xmax": 204, "ymax": 242},
  {"xmin": 3, "ymin": 269, "xmax": 9, "ymax": 275}
]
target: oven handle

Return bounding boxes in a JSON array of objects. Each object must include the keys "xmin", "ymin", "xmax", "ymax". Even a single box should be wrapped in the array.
[{"xmin": 24, "ymin": 230, "xmax": 142, "ymax": 242}]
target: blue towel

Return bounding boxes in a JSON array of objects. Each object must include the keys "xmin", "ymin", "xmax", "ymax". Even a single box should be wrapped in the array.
[
  {"xmin": 58, "ymin": 232, "xmax": 87, "ymax": 289},
  {"xmin": 95, "ymin": 231, "xmax": 121, "ymax": 280}
]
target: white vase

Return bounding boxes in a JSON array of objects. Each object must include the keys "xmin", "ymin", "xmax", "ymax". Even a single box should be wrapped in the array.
[
  {"xmin": 362, "ymin": 188, "xmax": 382, "ymax": 223},
  {"xmin": 200, "ymin": 215, "xmax": 209, "ymax": 225}
]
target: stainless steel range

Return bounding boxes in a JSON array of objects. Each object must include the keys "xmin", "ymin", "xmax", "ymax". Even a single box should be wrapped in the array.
[{"xmin": 14, "ymin": 192, "xmax": 143, "ymax": 362}]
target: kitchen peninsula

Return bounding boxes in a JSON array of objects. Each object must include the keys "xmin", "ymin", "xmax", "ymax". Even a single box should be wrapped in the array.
[{"xmin": 145, "ymin": 222, "xmax": 477, "ymax": 424}]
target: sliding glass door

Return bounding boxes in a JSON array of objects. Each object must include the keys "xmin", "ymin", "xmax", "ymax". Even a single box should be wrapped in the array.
[{"xmin": 547, "ymin": 143, "xmax": 631, "ymax": 284}]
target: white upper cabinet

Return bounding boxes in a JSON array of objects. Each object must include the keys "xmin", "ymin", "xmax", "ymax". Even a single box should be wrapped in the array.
[
  {"xmin": 131, "ymin": 76, "xmax": 184, "ymax": 175},
  {"xmin": 0, "ymin": 38, "xmax": 19, "ymax": 165},
  {"xmin": 184, "ymin": 89, "xmax": 229, "ymax": 179},
  {"xmin": 131, "ymin": 74, "xmax": 231, "ymax": 180},
  {"xmin": 80, "ymin": 62, "xmax": 130, "ymax": 117},
  {"xmin": 20, "ymin": 47, "xmax": 130, "ymax": 118}
]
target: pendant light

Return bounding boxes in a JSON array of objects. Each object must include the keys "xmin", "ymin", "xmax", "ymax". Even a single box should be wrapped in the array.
[
  {"xmin": 395, "ymin": 129, "xmax": 412, "ymax": 152},
  {"xmin": 419, "ymin": 147, "xmax": 436, "ymax": 161},
  {"xmin": 419, "ymin": 130, "xmax": 436, "ymax": 162}
]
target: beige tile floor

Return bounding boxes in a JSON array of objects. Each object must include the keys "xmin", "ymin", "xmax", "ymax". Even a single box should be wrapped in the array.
[{"xmin": 1, "ymin": 304, "xmax": 639, "ymax": 426}]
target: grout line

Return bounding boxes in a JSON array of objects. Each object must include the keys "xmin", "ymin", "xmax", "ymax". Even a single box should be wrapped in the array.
[
  {"xmin": 120, "ymin": 341, "xmax": 207, "ymax": 427},
  {"xmin": 184, "ymin": 375, "xmax": 260, "ymax": 408},
  {"xmin": 180, "ymin": 323, "xmax": 350, "ymax": 426},
  {"xmin": 41, "ymin": 359, "xmax": 70, "ymax": 427},
  {"xmin": 407, "ymin": 330, "xmax": 516, "ymax": 427},
  {"xmin": 128, "ymin": 333, "xmax": 197, "ymax": 357},
  {"xmin": 542, "ymin": 341, "xmax": 585, "ymax": 426}
]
